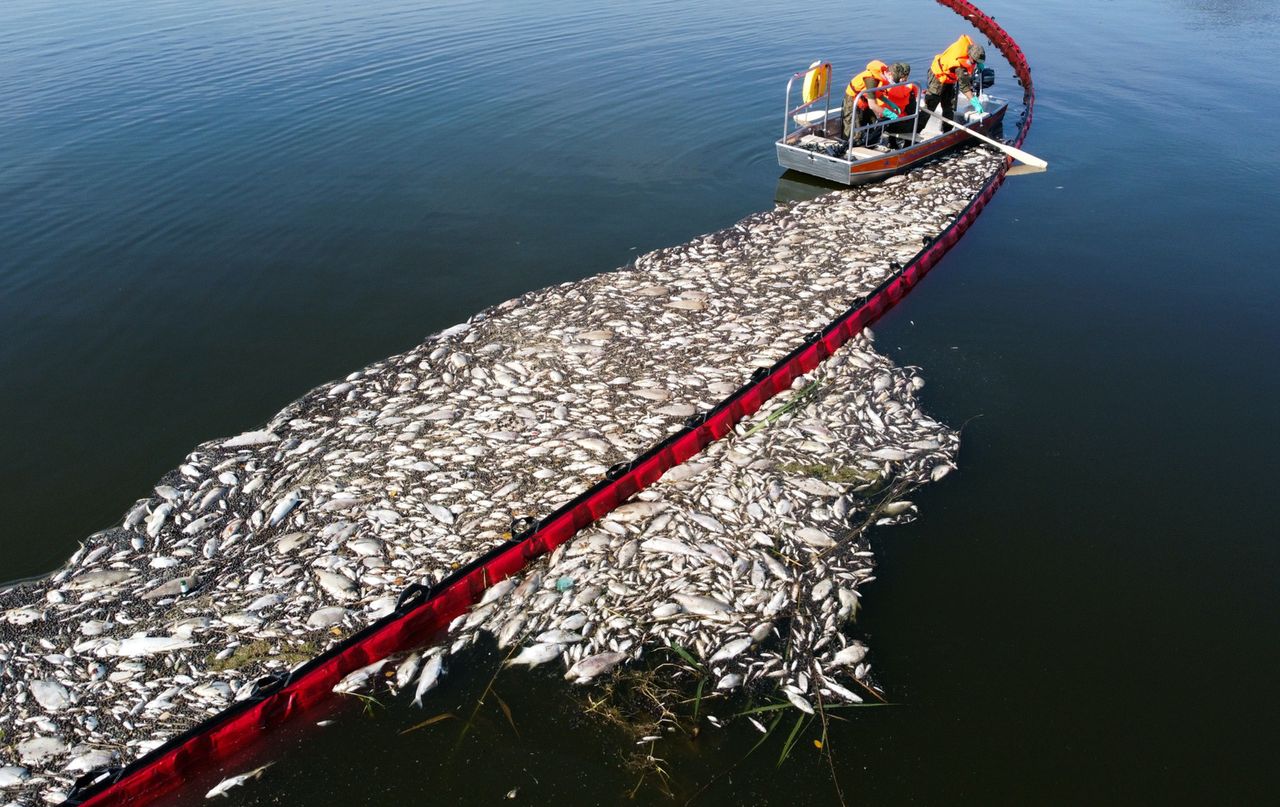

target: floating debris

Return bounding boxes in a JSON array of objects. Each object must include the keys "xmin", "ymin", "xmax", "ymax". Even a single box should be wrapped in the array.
[{"xmin": 0, "ymin": 146, "xmax": 1000, "ymax": 803}]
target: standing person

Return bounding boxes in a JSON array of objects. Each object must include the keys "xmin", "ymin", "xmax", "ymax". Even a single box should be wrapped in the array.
[
  {"xmin": 842, "ymin": 59, "xmax": 893, "ymax": 145},
  {"xmin": 924, "ymin": 35, "xmax": 986, "ymax": 133},
  {"xmin": 881, "ymin": 62, "xmax": 922, "ymax": 147}
]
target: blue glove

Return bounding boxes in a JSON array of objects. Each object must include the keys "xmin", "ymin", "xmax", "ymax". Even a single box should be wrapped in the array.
[
  {"xmin": 968, "ymin": 97, "xmax": 984, "ymax": 113},
  {"xmin": 883, "ymin": 109, "xmax": 899, "ymax": 120}
]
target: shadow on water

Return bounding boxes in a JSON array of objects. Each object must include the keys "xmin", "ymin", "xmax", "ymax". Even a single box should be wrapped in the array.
[{"xmin": 774, "ymin": 170, "xmax": 847, "ymax": 206}]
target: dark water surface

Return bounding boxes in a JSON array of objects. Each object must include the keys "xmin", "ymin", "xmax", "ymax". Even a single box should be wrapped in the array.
[{"xmin": 3, "ymin": 0, "xmax": 1278, "ymax": 803}]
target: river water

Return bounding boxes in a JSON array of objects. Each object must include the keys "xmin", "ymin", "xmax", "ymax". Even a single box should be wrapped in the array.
[{"xmin": 2, "ymin": 0, "xmax": 1277, "ymax": 803}]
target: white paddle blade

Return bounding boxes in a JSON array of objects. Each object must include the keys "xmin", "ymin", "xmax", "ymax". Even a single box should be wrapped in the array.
[{"xmin": 1006, "ymin": 163, "xmax": 1048, "ymax": 177}]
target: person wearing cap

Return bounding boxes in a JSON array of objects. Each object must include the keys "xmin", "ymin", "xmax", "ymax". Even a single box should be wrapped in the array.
[
  {"xmin": 881, "ymin": 62, "xmax": 922, "ymax": 147},
  {"xmin": 924, "ymin": 34, "xmax": 986, "ymax": 133},
  {"xmin": 842, "ymin": 59, "xmax": 894, "ymax": 145}
]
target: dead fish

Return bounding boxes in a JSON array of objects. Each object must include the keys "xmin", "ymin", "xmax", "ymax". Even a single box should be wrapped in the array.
[
  {"xmin": 220, "ymin": 429, "xmax": 278, "ymax": 448},
  {"xmin": 245, "ymin": 594, "xmax": 285, "ymax": 612},
  {"xmin": 709, "ymin": 637, "xmax": 752, "ymax": 663},
  {"xmin": 206, "ymin": 763, "xmax": 274, "ymax": 798},
  {"xmin": 412, "ymin": 653, "xmax": 444, "ymax": 706},
  {"xmin": 869, "ymin": 447, "xmax": 908, "ymax": 461},
  {"xmin": 496, "ymin": 613, "xmax": 528, "ymax": 649},
  {"xmin": 17, "ymin": 736, "xmax": 68, "ymax": 766},
  {"xmin": 0, "ymin": 766, "xmax": 31, "ymax": 787},
  {"xmin": 566, "ymin": 651, "xmax": 627, "ymax": 682},
  {"xmin": 687, "ymin": 512, "xmax": 724, "ymax": 533},
  {"xmin": 333, "ymin": 660, "xmax": 387, "ymax": 695},
  {"xmin": 479, "ymin": 578, "xmax": 517, "ymax": 606},
  {"xmin": 221, "ymin": 612, "xmax": 263, "ymax": 629},
  {"xmin": 716, "ymin": 673, "xmax": 743, "ymax": 690},
  {"xmin": 426, "ymin": 504, "xmax": 455, "ymax": 525},
  {"xmin": 65, "ymin": 748, "xmax": 114, "ymax": 774},
  {"xmin": 830, "ymin": 642, "xmax": 868, "ymax": 667},
  {"xmin": 68, "ymin": 569, "xmax": 137, "ymax": 590},
  {"xmin": 611, "ymin": 501, "xmax": 667, "ymax": 522},
  {"xmin": 796, "ymin": 527, "xmax": 836, "ymax": 548},
  {"xmin": 182, "ymin": 513, "xmax": 220, "ymax": 536},
  {"xmin": 785, "ymin": 690, "xmax": 814, "ymax": 715},
  {"xmin": 821, "ymin": 679, "xmax": 862, "ymax": 703},
  {"xmin": 346, "ymin": 538, "xmax": 383, "ymax": 557},
  {"xmin": 672, "ymin": 594, "xmax": 732, "ymax": 616},
  {"xmin": 110, "ymin": 635, "xmax": 195, "ymax": 657},
  {"xmin": 141, "ymin": 575, "xmax": 199, "ymax": 601},
  {"xmin": 29, "ymin": 680, "xmax": 72, "ymax": 712},
  {"xmin": 315, "ymin": 570, "xmax": 358, "ymax": 601},
  {"xmin": 505, "ymin": 643, "xmax": 564, "ymax": 668},
  {"xmin": 275, "ymin": 532, "xmax": 311, "ymax": 554},
  {"xmin": 395, "ymin": 653, "xmax": 422, "ymax": 690},
  {"xmin": 535, "ymin": 629, "xmax": 584, "ymax": 645},
  {"xmin": 810, "ymin": 579, "xmax": 833, "ymax": 602},
  {"xmin": 306, "ymin": 607, "xmax": 350, "ymax": 628},
  {"xmin": 145, "ymin": 503, "xmax": 174, "ymax": 537},
  {"xmin": 269, "ymin": 491, "xmax": 302, "ymax": 526}
]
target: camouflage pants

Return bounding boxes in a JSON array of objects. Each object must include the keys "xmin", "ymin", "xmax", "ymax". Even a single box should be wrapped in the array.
[
  {"xmin": 923, "ymin": 82, "xmax": 958, "ymax": 133},
  {"xmin": 841, "ymin": 95, "xmax": 882, "ymax": 145}
]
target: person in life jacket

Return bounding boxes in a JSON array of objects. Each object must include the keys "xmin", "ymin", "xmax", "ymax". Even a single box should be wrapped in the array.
[
  {"xmin": 842, "ymin": 59, "xmax": 894, "ymax": 144},
  {"xmin": 924, "ymin": 35, "xmax": 986, "ymax": 133},
  {"xmin": 880, "ymin": 62, "xmax": 922, "ymax": 148}
]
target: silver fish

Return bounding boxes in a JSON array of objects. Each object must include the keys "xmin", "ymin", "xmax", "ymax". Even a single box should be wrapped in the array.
[
  {"xmin": 333, "ymin": 659, "xmax": 387, "ymax": 695},
  {"xmin": 205, "ymin": 763, "xmax": 274, "ymax": 798},
  {"xmin": 268, "ymin": 491, "xmax": 301, "ymax": 527},
  {"xmin": 29, "ymin": 680, "xmax": 72, "ymax": 712},
  {"xmin": 565, "ymin": 651, "xmax": 627, "ymax": 682},
  {"xmin": 672, "ymin": 594, "xmax": 732, "ymax": 616},
  {"xmin": 505, "ymin": 643, "xmax": 564, "ymax": 668},
  {"xmin": 412, "ymin": 653, "xmax": 444, "ymax": 706}
]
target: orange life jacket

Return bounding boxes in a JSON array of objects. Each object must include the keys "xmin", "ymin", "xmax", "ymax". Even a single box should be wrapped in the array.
[
  {"xmin": 881, "ymin": 82, "xmax": 917, "ymax": 115},
  {"xmin": 845, "ymin": 60, "xmax": 890, "ymax": 108},
  {"xmin": 930, "ymin": 35, "xmax": 976, "ymax": 84}
]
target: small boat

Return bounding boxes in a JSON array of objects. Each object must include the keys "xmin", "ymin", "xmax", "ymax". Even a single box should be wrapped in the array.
[{"xmin": 776, "ymin": 60, "xmax": 1008, "ymax": 185}]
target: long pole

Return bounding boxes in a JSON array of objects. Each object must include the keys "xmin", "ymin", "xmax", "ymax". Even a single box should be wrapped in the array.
[{"xmin": 921, "ymin": 106, "xmax": 1048, "ymax": 168}]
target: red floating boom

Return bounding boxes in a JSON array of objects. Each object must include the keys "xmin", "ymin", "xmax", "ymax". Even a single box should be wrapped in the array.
[{"xmin": 68, "ymin": 2, "xmax": 1033, "ymax": 804}]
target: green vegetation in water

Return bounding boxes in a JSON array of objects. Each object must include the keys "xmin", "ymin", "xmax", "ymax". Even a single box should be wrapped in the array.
[
  {"xmin": 348, "ymin": 692, "xmax": 385, "ymax": 718},
  {"xmin": 743, "ymin": 381, "xmax": 822, "ymax": 437},
  {"xmin": 206, "ymin": 639, "xmax": 318, "ymax": 672},
  {"xmin": 777, "ymin": 461, "xmax": 882, "ymax": 485},
  {"xmin": 778, "ymin": 712, "xmax": 813, "ymax": 768}
]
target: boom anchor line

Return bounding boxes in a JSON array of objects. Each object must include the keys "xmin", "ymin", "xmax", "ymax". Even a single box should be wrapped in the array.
[{"xmin": 66, "ymin": 2, "xmax": 1034, "ymax": 804}]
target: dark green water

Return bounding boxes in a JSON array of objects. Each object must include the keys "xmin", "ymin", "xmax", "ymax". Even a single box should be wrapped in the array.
[{"xmin": 3, "ymin": 0, "xmax": 1278, "ymax": 803}]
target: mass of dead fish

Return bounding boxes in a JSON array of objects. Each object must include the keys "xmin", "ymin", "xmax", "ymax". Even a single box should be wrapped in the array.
[
  {"xmin": 450, "ymin": 333, "xmax": 953, "ymax": 711},
  {"xmin": 0, "ymin": 147, "xmax": 999, "ymax": 804}
]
